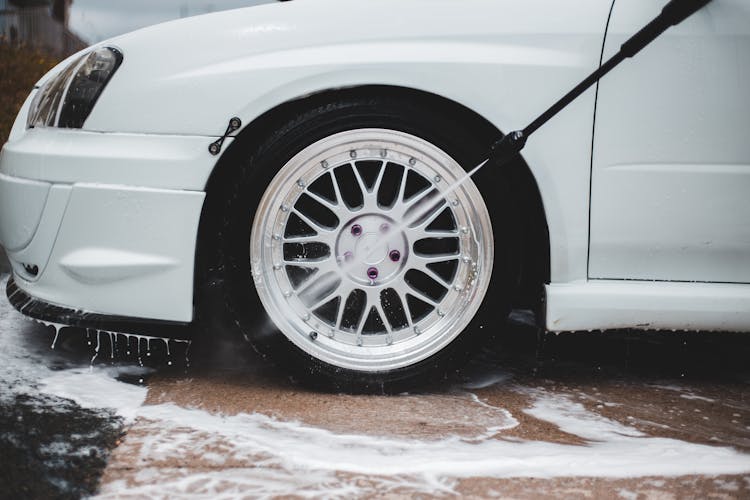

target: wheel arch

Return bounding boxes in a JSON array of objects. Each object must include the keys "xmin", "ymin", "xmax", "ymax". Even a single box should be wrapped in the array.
[{"xmin": 196, "ymin": 85, "xmax": 549, "ymax": 315}]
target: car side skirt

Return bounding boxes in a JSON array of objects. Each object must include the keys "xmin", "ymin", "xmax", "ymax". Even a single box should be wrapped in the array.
[
  {"xmin": 546, "ymin": 281, "xmax": 750, "ymax": 333},
  {"xmin": 6, "ymin": 277, "xmax": 193, "ymax": 339}
]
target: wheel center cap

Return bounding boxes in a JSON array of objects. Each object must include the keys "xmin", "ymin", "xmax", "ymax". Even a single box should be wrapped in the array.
[{"xmin": 356, "ymin": 233, "xmax": 386, "ymax": 265}]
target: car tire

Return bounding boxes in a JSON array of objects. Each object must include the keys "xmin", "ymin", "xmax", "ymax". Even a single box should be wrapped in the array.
[{"xmin": 201, "ymin": 94, "xmax": 519, "ymax": 392}]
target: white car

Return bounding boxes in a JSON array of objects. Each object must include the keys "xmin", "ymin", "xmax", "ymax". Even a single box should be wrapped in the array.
[{"xmin": 1, "ymin": 0, "xmax": 748, "ymax": 390}]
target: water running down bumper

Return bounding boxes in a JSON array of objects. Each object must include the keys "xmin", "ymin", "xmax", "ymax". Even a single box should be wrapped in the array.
[{"xmin": 6, "ymin": 277, "xmax": 193, "ymax": 339}]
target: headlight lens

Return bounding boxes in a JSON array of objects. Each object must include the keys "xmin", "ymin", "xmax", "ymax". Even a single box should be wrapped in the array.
[{"xmin": 27, "ymin": 47, "xmax": 123, "ymax": 129}]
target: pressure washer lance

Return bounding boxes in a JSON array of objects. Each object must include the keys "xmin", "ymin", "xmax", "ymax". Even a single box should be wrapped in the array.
[
  {"xmin": 301, "ymin": 0, "xmax": 714, "ymax": 313},
  {"xmin": 488, "ymin": 0, "xmax": 713, "ymax": 170}
]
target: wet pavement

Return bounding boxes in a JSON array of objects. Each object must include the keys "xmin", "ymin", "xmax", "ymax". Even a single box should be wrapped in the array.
[{"xmin": 1, "ymin": 271, "xmax": 749, "ymax": 498}]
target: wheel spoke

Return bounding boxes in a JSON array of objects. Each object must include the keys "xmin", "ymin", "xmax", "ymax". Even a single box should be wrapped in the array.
[
  {"xmin": 283, "ymin": 233, "xmax": 322, "ymax": 243},
  {"xmin": 411, "ymin": 253, "xmax": 459, "ymax": 265},
  {"xmin": 350, "ymin": 163, "xmax": 370, "ymax": 201},
  {"xmin": 408, "ymin": 200, "xmax": 448, "ymax": 230},
  {"xmin": 405, "ymin": 285, "xmax": 439, "ymax": 307},
  {"xmin": 395, "ymin": 289, "xmax": 414, "ymax": 328},
  {"xmin": 411, "ymin": 260, "xmax": 453, "ymax": 287},
  {"xmin": 305, "ymin": 278, "xmax": 343, "ymax": 311},
  {"xmin": 305, "ymin": 188, "xmax": 350, "ymax": 222},
  {"xmin": 410, "ymin": 228, "xmax": 459, "ymax": 240},
  {"xmin": 293, "ymin": 209, "xmax": 336, "ymax": 234},
  {"xmin": 374, "ymin": 299, "xmax": 393, "ymax": 336},
  {"xmin": 372, "ymin": 160, "xmax": 388, "ymax": 199}
]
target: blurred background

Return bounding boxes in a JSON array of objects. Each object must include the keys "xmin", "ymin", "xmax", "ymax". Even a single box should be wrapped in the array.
[{"xmin": 0, "ymin": 0, "xmax": 274, "ymax": 272}]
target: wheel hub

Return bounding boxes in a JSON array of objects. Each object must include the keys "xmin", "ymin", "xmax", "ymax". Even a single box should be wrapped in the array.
[{"xmin": 336, "ymin": 214, "xmax": 407, "ymax": 285}]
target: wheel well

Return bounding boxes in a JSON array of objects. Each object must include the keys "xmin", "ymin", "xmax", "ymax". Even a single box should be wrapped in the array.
[{"xmin": 197, "ymin": 85, "xmax": 549, "ymax": 312}]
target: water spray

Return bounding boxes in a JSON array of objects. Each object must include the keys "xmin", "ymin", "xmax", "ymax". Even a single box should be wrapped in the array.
[{"xmin": 293, "ymin": 0, "xmax": 713, "ymax": 333}]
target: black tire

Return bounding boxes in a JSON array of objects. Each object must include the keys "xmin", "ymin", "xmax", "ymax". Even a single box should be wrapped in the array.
[{"xmin": 198, "ymin": 93, "xmax": 519, "ymax": 393}]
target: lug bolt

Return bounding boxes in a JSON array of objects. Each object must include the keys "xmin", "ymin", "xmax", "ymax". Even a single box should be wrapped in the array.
[
  {"xmin": 389, "ymin": 250, "xmax": 401, "ymax": 262},
  {"xmin": 351, "ymin": 224, "xmax": 363, "ymax": 236},
  {"xmin": 367, "ymin": 267, "xmax": 379, "ymax": 280}
]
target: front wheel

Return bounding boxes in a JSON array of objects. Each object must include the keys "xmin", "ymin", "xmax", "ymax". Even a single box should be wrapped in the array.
[{"xmin": 206, "ymin": 96, "xmax": 516, "ymax": 391}]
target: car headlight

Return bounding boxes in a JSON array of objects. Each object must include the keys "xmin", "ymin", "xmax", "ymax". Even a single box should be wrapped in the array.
[{"xmin": 27, "ymin": 47, "xmax": 123, "ymax": 129}]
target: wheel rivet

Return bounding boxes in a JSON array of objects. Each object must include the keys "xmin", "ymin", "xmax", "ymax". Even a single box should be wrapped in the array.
[
  {"xmin": 414, "ymin": 326, "xmax": 421, "ymax": 335},
  {"xmin": 281, "ymin": 204, "xmax": 289, "ymax": 212},
  {"xmin": 272, "ymin": 234, "xmax": 281, "ymax": 241},
  {"xmin": 321, "ymin": 160, "xmax": 329, "ymax": 169},
  {"xmin": 367, "ymin": 267, "xmax": 379, "ymax": 280},
  {"xmin": 380, "ymin": 149, "xmax": 388, "ymax": 158},
  {"xmin": 452, "ymin": 199, "xmax": 460, "ymax": 207},
  {"xmin": 344, "ymin": 251, "xmax": 354, "ymax": 262},
  {"xmin": 461, "ymin": 227, "xmax": 469, "ymax": 234},
  {"xmin": 309, "ymin": 331, "xmax": 318, "ymax": 340},
  {"xmin": 350, "ymin": 150, "xmax": 357, "ymax": 159},
  {"xmin": 437, "ymin": 309, "xmax": 445, "ymax": 317},
  {"xmin": 297, "ymin": 179, "xmax": 306, "ymax": 188},
  {"xmin": 283, "ymin": 290, "xmax": 292, "ymax": 298},
  {"xmin": 303, "ymin": 313, "xmax": 311, "ymax": 321},
  {"xmin": 434, "ymin": 175, "xmax": 442, "ymax": 183},
  {"xmin": 380, "ymin": 223, "xmax": 390, "ymax": 233},
  {"xmin": 351, "ymin": 224, "xmax": 363, "ymax": 236},
  {"xmin": 389, "ymin": 250, "xmax": 401, "ymax": 262},
  {"xmin": 273, "ymin": 262, "xmax": 282, "ymax": 270},
  {"xmin": 409, "ymin": 157, "xmax": 416, "ymax": 166}
]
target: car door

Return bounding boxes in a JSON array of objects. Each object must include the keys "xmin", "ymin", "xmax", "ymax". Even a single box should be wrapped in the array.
[{"xmin": 589, "ymin": 0, "xmax": 750, "ymax": 283}]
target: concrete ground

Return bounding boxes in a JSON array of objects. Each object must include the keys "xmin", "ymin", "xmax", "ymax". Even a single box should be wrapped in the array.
[{"xmin": 1, "ymin": 271, "xmax": 749, "ymax": 498}]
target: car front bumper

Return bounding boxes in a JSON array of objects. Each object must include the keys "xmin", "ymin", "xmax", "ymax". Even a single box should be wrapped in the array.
[{"xmin": 0, "ymin": 127, "xmax": 220, "ymax": 324}]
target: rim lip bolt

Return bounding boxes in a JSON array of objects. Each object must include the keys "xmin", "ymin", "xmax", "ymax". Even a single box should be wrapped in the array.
[
  {"xmin": 351, "ymin": 224, "xmax": 363, "ymax": 237},
  {"xmin": 367, "ymin": 267, "xmax": 379, "ymax": 280},
  {"xmin": 389, "ymin": 250, "xmax": 401, "ymax": 262}
]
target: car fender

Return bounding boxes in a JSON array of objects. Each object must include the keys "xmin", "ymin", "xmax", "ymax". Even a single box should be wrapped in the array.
[{"xmin": 82, "ymin": 0, "xmax": 613, "ymax": 282}]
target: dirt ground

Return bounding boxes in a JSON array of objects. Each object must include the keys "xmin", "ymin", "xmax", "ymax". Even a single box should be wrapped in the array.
[{"xmin": 95, "ymin": 319, "xmax": 750, "ymax": 498}]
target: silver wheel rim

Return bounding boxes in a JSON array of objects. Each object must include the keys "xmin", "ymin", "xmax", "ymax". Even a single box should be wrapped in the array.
[{"xmin": 250, "ymin": 129, "xmax": 493, "ymax": 372}]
